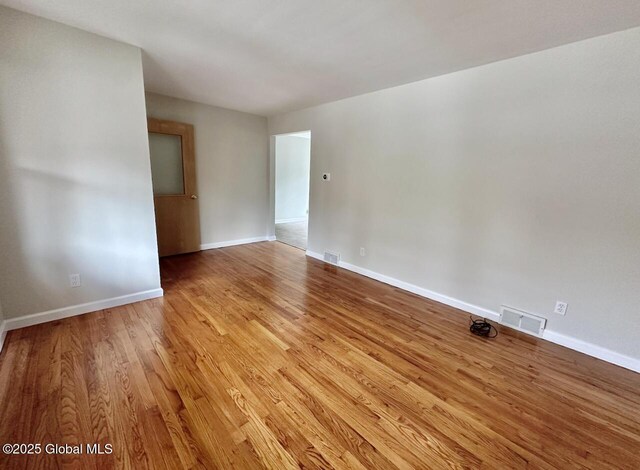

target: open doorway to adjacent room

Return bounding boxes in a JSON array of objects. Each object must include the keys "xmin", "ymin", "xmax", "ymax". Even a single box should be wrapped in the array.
[{"xmin": 274, "ymin": 131, "xmax": 311, "ymax": 250}]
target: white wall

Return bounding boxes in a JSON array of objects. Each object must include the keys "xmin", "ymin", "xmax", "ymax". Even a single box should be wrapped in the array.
[
  {"xmin": 0, "ymin": 7, "xmax": 161, "ymax": 319},
  {"xmin": 269, "ymin": 27, "xmax": 640, "ymax": 360},
  {"xmin": 145, "ymin": 93, "xmax": 269, "ymax": 245},
  {"xmin": 0, "ymin": 298, "xmax": 5, "ymax": 352},
  {"xmin": 275, "ymin": 135, "xmax": 310, "ymax": 222}
]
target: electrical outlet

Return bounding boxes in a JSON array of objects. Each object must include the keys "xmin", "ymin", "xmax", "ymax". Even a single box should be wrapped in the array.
[
  {"xmin": 360, "ymin": 247, "xmax": 366, "ymax": 256},
  {"xmin": 322, "ymin": 173, "xmax": 331, "ymax": 181},
  {"xmin": 554, "ymin": 301, "xmax": 568, "ymax": 315},
  {"xmin": 69, "ymin": 273, "xmax": 82, "ymax": 288}
]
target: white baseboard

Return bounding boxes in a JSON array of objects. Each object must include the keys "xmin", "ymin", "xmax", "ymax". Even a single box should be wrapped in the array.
[
  {"xmin": 542, "ymin": 330, "xmax": 639, "ymax": 373},
  {"xmin": 275, "ymin": 217, "xmax": 308, "ymax": 224},
  {"xmin": 2, "ymin": 288, "xmax": 164, "ymax": 333},
  {"xmin": 200, "ymin": 236, "xmax": 270, "ymax": 251},
  {"xmin": 306, "ymin": 250, "xmax": 498, "ymax": 320},
  {"xmin": 305, "ymin": 251, "xmax": 639, "ymax": 374},
  {"xmin": 267, "ymin": 235, "xmax": 277, "ymax": 241},
  {"xmin": 0, "ymin": 321, "xmax": 6, "ymax": 354}
]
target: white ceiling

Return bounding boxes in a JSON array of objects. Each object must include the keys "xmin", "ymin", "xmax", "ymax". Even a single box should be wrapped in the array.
[{"xmin": 3, "ymin": 1, "xmax": 640, "ymax": 116}]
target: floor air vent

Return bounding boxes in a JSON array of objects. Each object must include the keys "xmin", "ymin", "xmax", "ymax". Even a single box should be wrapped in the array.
[
  {"xmin": 323, "ymin": 251, "xmax": 340, "ymax": 265},
  {"xmin": 499, "ymin": 306, "xmax": 546, "ymax": 337}
]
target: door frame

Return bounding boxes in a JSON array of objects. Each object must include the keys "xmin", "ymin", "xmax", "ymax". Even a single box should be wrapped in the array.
[
  {"xmin": 147, "ymin": 117, "xmax": 197, "ymax": 201},
  {"xmin": 269, "ymin": 130, "xmax": 312, "ymax": 243}
]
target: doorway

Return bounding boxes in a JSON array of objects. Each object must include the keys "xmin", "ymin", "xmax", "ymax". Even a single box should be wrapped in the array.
[
  {"xmin": 274, "ymin": 131, "xmax": 311, "ymax": 250},
  {"xmin": 148, "ymin": 118, "xmax": 201, "ymax": 257}
]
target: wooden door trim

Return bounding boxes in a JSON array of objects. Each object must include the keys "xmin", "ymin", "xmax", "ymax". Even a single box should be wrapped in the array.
[
  {"xmin": 148, "ymin": 117, "xmax": 200, "ymax": 257},
  {"xmin": 147, "ymin": 117, "xmax": 197, "ymax": 198}
]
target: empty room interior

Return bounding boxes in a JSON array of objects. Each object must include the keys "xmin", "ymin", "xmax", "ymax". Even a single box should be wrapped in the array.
[{"xmin": 0, "ymin": 1, "xmax": 639, "ymax": 469}]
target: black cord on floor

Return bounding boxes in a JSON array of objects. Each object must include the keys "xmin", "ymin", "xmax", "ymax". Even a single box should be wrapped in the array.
[{"xmin": 469, "ymin": 316, "xmax": 498, "ymax": 338}]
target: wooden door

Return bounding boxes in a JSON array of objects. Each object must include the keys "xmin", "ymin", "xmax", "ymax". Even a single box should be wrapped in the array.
[{"xmin": 148, "ymin": 118, "xmax": 200, "ymax": 257}]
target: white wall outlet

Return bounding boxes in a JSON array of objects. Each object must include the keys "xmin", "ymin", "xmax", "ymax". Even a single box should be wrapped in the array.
[
  {"xmin": 69, "ymin": 273, "xmax": 82, "ymax": 288},
  {"xmin": 360, "ymin": 247, "xmax": 366, "ymax": 256},
  {"xmin": 554, "ymin": 301, "xmax": 568, "ymax": 315},
  {"xmin": 322, "ymin": 173, "xmax": 331, "ymax": 181}
]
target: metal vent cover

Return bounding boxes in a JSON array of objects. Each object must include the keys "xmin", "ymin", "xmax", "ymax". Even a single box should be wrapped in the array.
[
  {"xmin": 323, "ymin": 251, "xmax": 340, "ymax": 265},
  {"xmin": 499, "ymin": 306, "xmax": 547, "ymax": 337}
]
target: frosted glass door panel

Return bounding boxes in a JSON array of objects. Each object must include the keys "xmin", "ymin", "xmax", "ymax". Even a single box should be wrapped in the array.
[{"xmin": 149, "ymin": 133, "xmax": 184, "ymax": 195}]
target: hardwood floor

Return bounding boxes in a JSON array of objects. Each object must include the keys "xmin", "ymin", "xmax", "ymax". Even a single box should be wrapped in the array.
[{"xmin": 0, "ymin": 242, "xmax": 639, "ymax": 469}]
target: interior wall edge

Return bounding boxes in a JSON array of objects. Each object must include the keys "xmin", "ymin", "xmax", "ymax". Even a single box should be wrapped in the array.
[
  {"xmin": 0, "ymin": 322, "xmax": 6, "ymax": 354},
  {"xmin": 275, "ymin": 217, "xmax": 308, "ymax": 224},
  {"xmin": 0, "ymin": 7, "xmax": 162, "ymax": 321},
  {"xmin": 144, "ymin": 91, "xmax": 270, "ymax": 248},
  {"xmin": 2, "ymin": 288, "xmax": 164, "ymax": 333},
  {"xmin": 200, "ymin": 237, "xmax": 271, "ymax": 251},
  {"xmin": 305, "ymin": 251, "xmax": 640, "ymax": 374}
]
